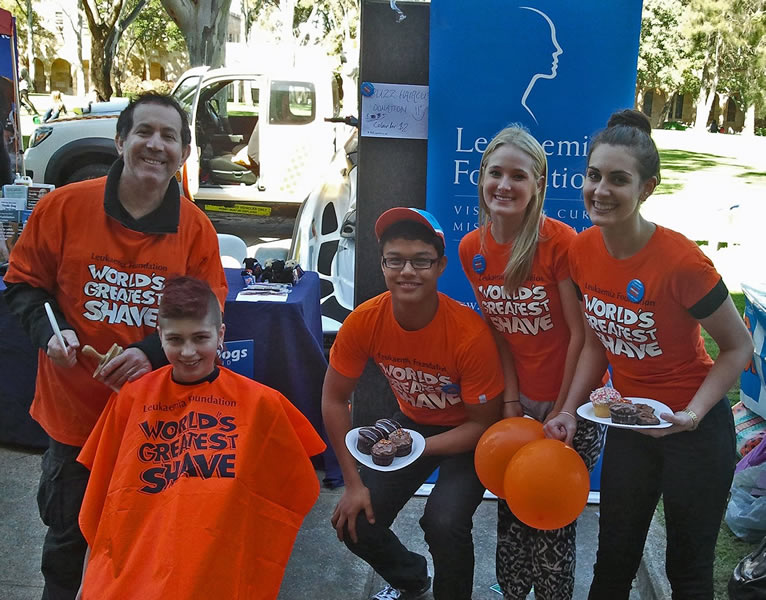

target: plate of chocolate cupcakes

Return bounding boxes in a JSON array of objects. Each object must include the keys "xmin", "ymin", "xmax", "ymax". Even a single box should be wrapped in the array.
[
  {"xmin": 345, "ymin": 418, "xmax": 426, "ymax": 471},
  {"xmin": 577, "ymin": 388, "xmax": 673, "ymax": 429}
]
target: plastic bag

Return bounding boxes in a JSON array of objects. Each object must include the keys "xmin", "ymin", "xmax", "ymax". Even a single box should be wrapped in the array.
[
  {"xmin": 725, "ymin": 463, "xmax": 766, "ymax": 542},
  {"xmin": 729, "ymin": 535, "xmax": 766, "ymax": 599}
]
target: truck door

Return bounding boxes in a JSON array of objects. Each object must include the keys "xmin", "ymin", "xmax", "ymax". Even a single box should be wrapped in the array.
[
  {"xmin": 257, "ymin": 79, "xmax": 335, "ymax": 205},
  {"xmin": 171, "ymin": 68, "xmax": 207, "ymax": 198}
]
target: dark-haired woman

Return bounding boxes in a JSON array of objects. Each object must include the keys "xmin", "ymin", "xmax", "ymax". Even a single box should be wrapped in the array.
[{"xmin": 545, "ymin": 109, "xmax": 752, "ymax": 599}]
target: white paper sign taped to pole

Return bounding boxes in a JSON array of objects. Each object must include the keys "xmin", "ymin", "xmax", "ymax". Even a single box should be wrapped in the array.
[{"xmin": 360, "ymin": 82, "xmax": 428, "ymax": 140}]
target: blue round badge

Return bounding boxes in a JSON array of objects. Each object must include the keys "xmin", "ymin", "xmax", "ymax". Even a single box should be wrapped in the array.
[
  {"xmin": 626, "ymin": 279, "xmax": 645, "ymax": 303},
  {"xmin": 472, "ymin": 254, "xmax": 486, "ymax": 274},
  {"xmin": 441, "ymin": 384, "xmax": 460, "ymax": 396},
  {"xmin": 360, "ymin": 82, "xmax": 375, "ymax": 97}
]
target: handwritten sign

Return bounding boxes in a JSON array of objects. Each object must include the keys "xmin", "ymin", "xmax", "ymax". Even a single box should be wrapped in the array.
[{"xmin": 360, "ymin": 82, "xmax": 429, "ymax": 140}]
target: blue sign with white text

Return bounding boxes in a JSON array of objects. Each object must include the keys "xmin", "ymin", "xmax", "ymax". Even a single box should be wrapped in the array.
[
  {"xmin": 219, "ymin": 339, "xmax": 254, "ymax": 379},
  {"xmin": 427, "ymin": 0, "xmax": 643, "ymax": 304}
]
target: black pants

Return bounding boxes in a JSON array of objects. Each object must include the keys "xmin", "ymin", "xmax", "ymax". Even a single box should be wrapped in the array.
[
  {"xmin": 343, "ymin": 413, "xmax": 486, "ymax": 600},
  {"xmin": 37, "ymin": 438, "xmax": 89, "ymax": 600},
  {"xmin": 588, "ymin": 398, "xmax": 736, "ymax": 599}
]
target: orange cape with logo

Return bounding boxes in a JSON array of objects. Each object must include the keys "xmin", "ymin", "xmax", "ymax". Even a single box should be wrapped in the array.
[{"xmin": 78, "ymin": 366, "xmax": 325, "ymax": 599}]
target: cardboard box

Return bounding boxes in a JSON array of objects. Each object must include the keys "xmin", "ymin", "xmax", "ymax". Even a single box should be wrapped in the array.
[{"xmin": 741, "ymin": 283, "xmax": 766, "ymax": 418}]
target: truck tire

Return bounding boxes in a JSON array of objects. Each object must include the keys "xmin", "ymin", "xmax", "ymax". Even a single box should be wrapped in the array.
[{"xmin": 65, "ymin": 163, "xmax": 112, "ymax": 184}]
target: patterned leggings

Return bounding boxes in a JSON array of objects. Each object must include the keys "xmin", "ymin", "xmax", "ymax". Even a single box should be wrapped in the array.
[{"xmin": 496, "ymin": 413, "xmax": 605, "ymax": 600}]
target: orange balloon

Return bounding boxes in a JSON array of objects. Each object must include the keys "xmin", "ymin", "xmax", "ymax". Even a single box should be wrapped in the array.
[
  {"xmin": 503, "ymin": 439, "xmax": 589, "ymax": 530},
  {"xmin": 474, "ymin": 417, "xmax": 544, "ymax": 498}
]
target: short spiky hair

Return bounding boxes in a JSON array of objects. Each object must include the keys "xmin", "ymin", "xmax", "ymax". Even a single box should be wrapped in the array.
[
  {"xmin": 116, "ymin": 93, "xmax": 191, "ymax": 146},
  {"xmin": 158, "ymin": 277, "xmax": 221, "ymax": 326}
]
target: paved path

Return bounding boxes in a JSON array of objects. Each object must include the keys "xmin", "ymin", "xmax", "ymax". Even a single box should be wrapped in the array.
[{"xmin": 0, "ymin": 443, "xmax": 644, "ymax": 600}]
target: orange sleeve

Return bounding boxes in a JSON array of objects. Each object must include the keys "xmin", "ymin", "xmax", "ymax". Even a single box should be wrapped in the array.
[
  {"xmin": 184, "ymin": 204, "xmax": 228, "ymax": 310},
  {"xmin": 672, "ymin": 240, "xmax": 723, "ymax": 309},
  {"xmin": 329, "ymin": 308, "xmax": 371, "ymax": 379},
  {"xmin": 3, "ymin": 193, "xmax": 61, "ymax": 290}
]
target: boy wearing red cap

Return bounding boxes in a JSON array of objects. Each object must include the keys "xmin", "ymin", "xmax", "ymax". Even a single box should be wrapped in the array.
[{"xmin": 322, "ymin": 208, "xmax": 504, "ymax": 600}]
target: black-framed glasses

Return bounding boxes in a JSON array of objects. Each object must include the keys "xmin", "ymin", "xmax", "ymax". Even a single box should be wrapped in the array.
[{"xmin": 382, "ymin": 257, "xmax": 439, "ymax": 270}]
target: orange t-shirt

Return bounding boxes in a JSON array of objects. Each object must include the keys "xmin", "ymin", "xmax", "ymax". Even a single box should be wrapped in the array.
[
  {"xmin": 569, "ymin": 225, "xmax": 725, "ymax": 411},
  {"xmin": 4, "ymin": 178, "xmax": 228, "ymax": 446},
  {"xmin": 78, "ymin": 366, "xmax": 325, "ymax": 600},
  {"xmin": 459, "ymin": 217, "xmax": 575, "ymax": 402},
  {"xmin": 330, "ymin": 291, "xmax": 505, "ymax": 426}
]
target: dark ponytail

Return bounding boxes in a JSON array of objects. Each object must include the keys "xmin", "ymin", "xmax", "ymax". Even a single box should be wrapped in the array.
[{"xmin": 588, "ymin": 109, "xmax": 661, "ymax": 184}]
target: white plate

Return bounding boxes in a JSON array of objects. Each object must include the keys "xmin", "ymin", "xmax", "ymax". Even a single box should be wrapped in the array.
[
  {"xmin": 576, "ymin": 397, "xmax": 674, "ymax": 429},
  {"xmin": 345, "ymin": 427, "xmax": 426, "ymax": 471}
]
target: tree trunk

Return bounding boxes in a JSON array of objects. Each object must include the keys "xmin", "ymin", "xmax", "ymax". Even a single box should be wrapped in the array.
[
  {"xmin": 743, "ymin": 103, "xmax": 755, "ymax": 136},
  {"xmin": 693, "ymin": 35, "xmax": 722, "ymax": 131},
  {"xmin": 25, "ymin": 0, "xmax": 34, "ymax": 88},
  {"xmin": 89, "ymin": 31, "xmax": 113, "ymax": 101},
  {"xmin": 161, "ymin": 0, "xmax": 232, "ymax": 68},
  {"xmin": 658, "ymin": 95, "xmax": 673, "ymax": 128}
]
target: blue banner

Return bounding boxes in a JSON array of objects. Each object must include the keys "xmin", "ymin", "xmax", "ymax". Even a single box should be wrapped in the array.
[
  {"xmin": 427, "ymin": 0, "xmax": 643, "ymax": 303},
  {"xmin": 219, "ymin": 339, "xmax": 254, "ymax": 379}
]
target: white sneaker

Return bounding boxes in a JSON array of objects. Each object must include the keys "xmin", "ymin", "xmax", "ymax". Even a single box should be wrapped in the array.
[{"xmin": 371, "ymin": 576, "xmax": 431, "ymax": 600}]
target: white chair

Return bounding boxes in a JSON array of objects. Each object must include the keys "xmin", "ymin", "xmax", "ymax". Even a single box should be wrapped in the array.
[{"xmin": 217, "ymin": 233, "xmax": 248, "ymax": 268}]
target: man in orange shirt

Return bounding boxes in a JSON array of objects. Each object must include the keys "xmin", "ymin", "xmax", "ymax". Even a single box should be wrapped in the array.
[
  {"xmin": 322, "ymin": 208, "xmax": 504, "ymax": 600},
  {"xmin": 4, "ymin": 94, "xmax": 226, "ymax": 600}
]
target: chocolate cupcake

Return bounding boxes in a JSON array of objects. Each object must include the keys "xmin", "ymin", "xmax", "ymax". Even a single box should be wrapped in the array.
[
  {"xmin": 356, "ymin": 426, "xmax": 384, "ymax": 455},
  {"xmin": 375, "ymin": 418, "xmax": 402, "ymax": 438},
  {"xmin": 388, "ymin": 428, "xmax": 413, "ymax": 457},
  {"xmin": 371, "ymin": 439, "xmax": 396, "ymax": 466},
  {"xmin": 610, "ymin": 403, "xmax": 638, "ymax": 425}
]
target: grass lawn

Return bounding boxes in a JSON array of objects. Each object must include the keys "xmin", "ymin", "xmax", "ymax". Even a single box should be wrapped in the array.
[
  {"xmin": 654, "ymin": 293, "xmax": 756, "ymax": 599},
  {"xmin": 701, "ymin": 292, "xmax": 761, "ymax": 599},
  {"xmin": 649, "ymin": 130, "xmax": 763, "ymax": 599}
]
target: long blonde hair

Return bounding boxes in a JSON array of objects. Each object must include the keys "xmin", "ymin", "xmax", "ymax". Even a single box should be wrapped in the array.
[{"xmin": 478, "ymin": 124, "xmax": 548, "ymax": 295}]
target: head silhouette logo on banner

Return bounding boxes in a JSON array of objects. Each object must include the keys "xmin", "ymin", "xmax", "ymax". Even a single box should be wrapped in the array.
[
  {"xmin": 519, "ymin": 6, "xmax": 563, "ymax": 124},
  {"xmin": 426, "ymin": 0, "xmax": 643, "ymax": 305}
]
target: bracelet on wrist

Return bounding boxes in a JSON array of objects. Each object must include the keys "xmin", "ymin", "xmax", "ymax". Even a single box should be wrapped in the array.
[
  {"xmin": 558, "ymin": 410, "xmax": 577, "ymax": 421},
  {"xmin": 504, "ymin": 400, "xmax": 521, "ymax": 404},
  {"xmin": 682, "ymin": 408, "xmax": 699, "ymax": 430}
]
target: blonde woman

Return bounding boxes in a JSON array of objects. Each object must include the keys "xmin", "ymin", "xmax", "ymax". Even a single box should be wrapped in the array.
[
  {"xmin": 43, "ymin": 90, "xmax": 67, "ymax": 122},
  {"xmin": 459, "ymin": 124, "xmax": 603, "ymax": 599}
]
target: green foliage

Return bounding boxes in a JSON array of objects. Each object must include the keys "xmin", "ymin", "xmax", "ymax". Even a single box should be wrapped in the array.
[
  {"xmin": 244, "ymin": 0, "xmax": 358, "ymax": 56},
  {"xmin": 119, "ymin": 0, "xmax": 186, "ymax": 60},
  {"xmin": 638, "ymin": 0, "xmax": 691, "ymax": 92},
  {"xmin": 0, "ymin": 0, "xmax": 57, "ymax": 65},
  {"xmin": 120, "ymin": 75, "xmax": 174, "ymax": 98},
  {"xmin": 662, "ymin": 120, "xmax": 688, "ymax": 130}
]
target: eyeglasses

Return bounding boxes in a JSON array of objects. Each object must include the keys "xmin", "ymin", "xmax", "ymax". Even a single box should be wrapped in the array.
[{"xmin": 382, "ymin": 257, "xmax": 439, "ymax": 270}]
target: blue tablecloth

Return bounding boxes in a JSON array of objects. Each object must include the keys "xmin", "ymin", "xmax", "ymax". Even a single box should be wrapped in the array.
[
  {"xmin": 0, "ymin": 276, "xmax": 47, "ymax": 448},
  {"xmin": 223, "ymin": 269, "xmax": 342, "ymax": 487}
]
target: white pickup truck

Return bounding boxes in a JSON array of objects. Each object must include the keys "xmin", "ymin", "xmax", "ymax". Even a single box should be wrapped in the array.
[
  {"xmin": 24, "ymin": 67, "xmax": 358, "ymax": 336},
  {"xmin": 25, "ymin": 66, "xmax": 353, "ymax": 218}
]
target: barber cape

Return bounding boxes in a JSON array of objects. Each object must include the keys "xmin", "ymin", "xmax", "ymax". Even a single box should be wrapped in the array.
[{"xmin": 78, "ymin": 365, "xmax": 325, "ymax": 600}]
